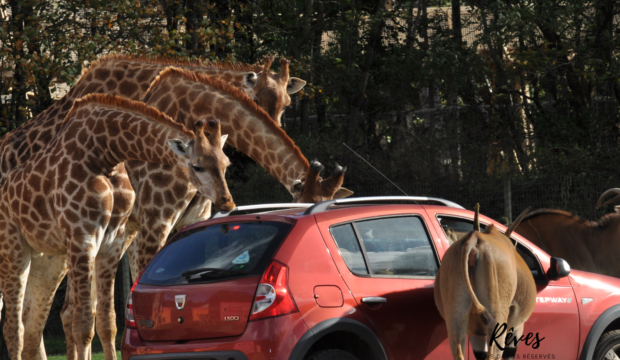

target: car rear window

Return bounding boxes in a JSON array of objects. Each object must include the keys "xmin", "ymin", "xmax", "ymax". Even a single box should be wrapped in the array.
[{"xmin": 139, "ymin": 221, "xmax": 292, "ymax": 285}]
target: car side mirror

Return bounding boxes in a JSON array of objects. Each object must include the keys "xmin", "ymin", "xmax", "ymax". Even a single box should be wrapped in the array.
[{"xmin": 547, "ymin": 257, "xmax": 570, "ymax": 281}]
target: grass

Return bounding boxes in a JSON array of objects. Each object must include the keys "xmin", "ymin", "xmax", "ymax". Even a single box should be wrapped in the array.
[
  {"xmin": 44, "ymin": 331, "xmax": 123, "ymax": 360},
  {"xmin": 48, "ymin": 351, "xmax": 121, "ymax": 360}
]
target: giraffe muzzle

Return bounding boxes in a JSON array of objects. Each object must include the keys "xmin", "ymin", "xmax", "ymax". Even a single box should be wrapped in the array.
[{"xmin": 216, "ymin": 197, "xmax": 236, "ymax": 212}]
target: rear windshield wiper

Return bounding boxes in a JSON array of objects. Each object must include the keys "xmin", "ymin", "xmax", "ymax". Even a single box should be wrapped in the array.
[{"xmin": 182, "ymin": 267, "xmax": 247, "ymax": 279}]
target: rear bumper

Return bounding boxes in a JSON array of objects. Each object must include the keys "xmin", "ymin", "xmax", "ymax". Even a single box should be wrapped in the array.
[
  {"xmin": 122, "ymin": 313, "xmax": 309, "ymax": 360},
  {"xmin": 128, "ymin": 352, "xmax": 248, "ymax": 360}
]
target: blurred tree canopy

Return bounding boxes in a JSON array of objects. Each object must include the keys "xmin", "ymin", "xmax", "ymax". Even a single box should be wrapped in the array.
[{"xmin": 1, "ymin": 0, "xmax": 619, "ymax": 194}]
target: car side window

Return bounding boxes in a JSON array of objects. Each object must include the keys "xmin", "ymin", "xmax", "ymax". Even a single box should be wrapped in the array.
[
  {"xmin": 514, "ymin": 242, "xmax": 547, "ymax": 285},
  {"xmin": 331, "ymin": 216, "xmax": 438, "ymax": 277},
  {"xmin": 331, "ymin": 224, "xmax": 369, "ymax": 275},
  {"xmin": 437, "ymin": 216, "xmax": 546, "ymax": 284},
  {"xmin": 437, "ymin": 216, "xmax": 486, "ymax": 245}
]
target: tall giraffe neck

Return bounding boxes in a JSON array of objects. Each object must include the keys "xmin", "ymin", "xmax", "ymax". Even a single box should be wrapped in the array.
[
  {"xmin": 0, "ymin": 57, "xmax": 258, "ymax": 178},
  {"xmin": 58, "ymin": 96, "xmax": 194, "ymax": 171},
  {"xmin": 143, "ymin": 68, "xmax": 309, "ymax": 191}
]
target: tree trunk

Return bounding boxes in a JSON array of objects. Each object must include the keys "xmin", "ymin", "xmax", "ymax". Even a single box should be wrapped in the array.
[
  {"xmin": 160, "ymin": 0, "xmax": 182, "ymax": 52},
  {"xmin": 184, "ymin": 0, "xmax": 202, "ymax": 56},
  {"xmin": 290, "ymin": 0, "xmax": 313, "ymax": 135},
  {"xmin": 346, "ymin": 0, "xmax": 387, "ymax": 144}
]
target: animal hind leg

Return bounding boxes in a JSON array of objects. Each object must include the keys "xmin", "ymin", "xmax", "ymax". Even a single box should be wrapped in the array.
[
  {"xmin": 446, "ymin": 320, "xmax": 468, "ymax": 360},
  {"xmin": 67, "ymin": 238, "xmax": 99, "ymax": 360},
  {"xmin": 95, "ymin": 231, "xmax": 134, "ymax": 360},
  {"xmin": 63, "ymin": 259, "xmax": 98, "ymax": 360},
  {"xmin": 501, "ymin": 323, "xmax": 525, "ymax": 360},
  {"xmin": 22, "ymin": 254, "xmax": 68, "ymax": 360},
  {"xmin": 0, "ymin": 228, "xmax": 32, "ymax": 360},
  {"xmin": 486, "ymin": 313, "xmax": 510, "ymax": 360},
  {"xmin": 470, "ymin": 335, "xmax": 489, "ymax": 360}
]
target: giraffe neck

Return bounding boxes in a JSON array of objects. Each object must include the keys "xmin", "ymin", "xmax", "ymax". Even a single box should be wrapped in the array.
[
  {"xmin": 0, "ymin": 56, "xmax": 258, "ymax": 179},
  {"xmin": 143, "ymin": 70, "xmax": 309, "ymax": 191},
  {"xmin": 55, "ymin": 96, "xmax": 194, "ymax": 172}
]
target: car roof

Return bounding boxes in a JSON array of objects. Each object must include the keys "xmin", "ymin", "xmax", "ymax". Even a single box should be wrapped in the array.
[{"xmin": 209, "ymin": 196, "xmax": 465, "ymax": 220}]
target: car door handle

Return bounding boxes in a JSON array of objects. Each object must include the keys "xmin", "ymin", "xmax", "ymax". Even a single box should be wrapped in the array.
[{"xmin": 361, "ymin": 297, "xmax": 387, "ymax": 304}]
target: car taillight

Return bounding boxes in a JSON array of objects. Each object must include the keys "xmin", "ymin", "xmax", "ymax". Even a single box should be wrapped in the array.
[
  {"xmin": 249, "ymin": 261, "xmax": 298, "ymax": 321},
  {"xmin": 125, "ymin": 271, "xmax": 143, "ymax": 329}
]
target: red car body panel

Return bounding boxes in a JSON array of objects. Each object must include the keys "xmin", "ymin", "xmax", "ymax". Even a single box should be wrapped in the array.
[
  {"xmin": 133, "ymin": 276, "xmax": 260, "ymax": 341},
  {"xmin": 122, "ymin": 312, "xmax": 308, "ymax": 360},
  {"xmin": 122, "ymin": 203, "xmax": 620, "ymax": 360},
  {"xmin": 314, "ymin": 206, "xmax": 452, "ymax": 359}
]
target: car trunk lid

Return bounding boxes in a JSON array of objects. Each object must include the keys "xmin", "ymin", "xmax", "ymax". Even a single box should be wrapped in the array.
[{"xmin": 131, "ymin": 220, "xmax": 292, "ymax": 341}]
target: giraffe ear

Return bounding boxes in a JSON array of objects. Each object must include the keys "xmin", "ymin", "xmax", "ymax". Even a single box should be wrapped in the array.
[
  {"xmin": 291, "ymin": 179, "xmax": 304, "ymax": 194},
  {"xmin": 244, "ymin": 72, "xmax": 258, "ymax": 89},
  {"xmin": 333, "ymin": 187, "xmax": 354, "ymax": 199},
  {"xmin": 287, "ymin": 77, "xmax": 306, "ymax": 94},
  {"xmin": 168, "ymin": 139, "xmax": 192, "ymax": 158},
  {"xmin": 220, "ymin": 134, "xmax": 228, "ymax": 149}
]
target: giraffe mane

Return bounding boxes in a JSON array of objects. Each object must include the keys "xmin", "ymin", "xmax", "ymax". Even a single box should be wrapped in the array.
[
  {"xmin": 79, "ymin": 53, "xmax": 263, "ymax": 79},
  {"xmin": 145, "ymin": 66, "xmax": 311, "ymax": 170},
  {"xmin": 66, "ymin": 93, "xmax": 196, "ymax": 138}
]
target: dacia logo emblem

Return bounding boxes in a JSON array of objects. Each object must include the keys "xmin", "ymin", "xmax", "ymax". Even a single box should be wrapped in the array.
[{"xmin": 175, "ymin": 294, "xmax": 186, "ymax": 310}]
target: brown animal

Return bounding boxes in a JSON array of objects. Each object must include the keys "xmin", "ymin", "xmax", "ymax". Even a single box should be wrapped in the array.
[
  {"xmin": 513, "ymin": 188, "xmax": 620, "ymax": 278},
  {"xmin": 0, "ymin": 94, "xmax": 233, "ymax": 360},
  {"xmin": 435, "ymin": 206, "xmax": 536, "ymax": 360}
]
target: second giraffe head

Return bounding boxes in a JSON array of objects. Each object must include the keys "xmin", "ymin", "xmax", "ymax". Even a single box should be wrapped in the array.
[{"xmin": 168, "ymin": 118, "xmax": 235, "ymax": 211}]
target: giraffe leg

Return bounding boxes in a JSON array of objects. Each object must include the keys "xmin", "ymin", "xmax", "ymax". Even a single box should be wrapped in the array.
[
  {"xmin": 0, "ymin": 230, "xmax": 32, "ymax": 360},
  {"xmin": 94, "ymin": 233, "xmax": 134, "ymax": 360},
  {"xmin": 67, "ymin": 239, "xmax": 99, "ymax": 360},
  {"xmin": 22, "ymin": 254, "xmax": 68, "ymax": 360},
  {"xmin": 63, "ymin": 269, "xmax": 97, "ymax": 360},
  {"xmin": 61, "ymin": 279, "xmax": 76, "ymax": 360}
]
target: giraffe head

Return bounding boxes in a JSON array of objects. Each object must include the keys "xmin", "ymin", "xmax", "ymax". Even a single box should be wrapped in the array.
[
  {"xmin": 168, "ymin": 119, "xmax": 236, "ymax": 211},
  {"xmin": 246, "ymin": 56, "xmax": 306, "ymax": 126},
  {"xmin": 291, "ymin": 160, "xmax": 354, "ymax": 203}
]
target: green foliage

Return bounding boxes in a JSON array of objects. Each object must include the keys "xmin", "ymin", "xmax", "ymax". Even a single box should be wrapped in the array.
[{"xmin": 1, "ymin": 0, "xmax": 619, "ymax": 190}]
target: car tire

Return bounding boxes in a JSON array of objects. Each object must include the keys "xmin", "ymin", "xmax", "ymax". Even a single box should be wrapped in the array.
[
  {"xmin": 594, "ymin": 329, "xmax": 620, "ymax": 360},
  {"xmin": 307, "ymin": 349, "xmax": 360, "ymax": 360}
]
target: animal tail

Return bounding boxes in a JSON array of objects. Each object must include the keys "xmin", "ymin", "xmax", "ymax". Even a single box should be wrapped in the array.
[{"xmin": 461, "ymin": 232, "xmax": 491, "ymax": 326}]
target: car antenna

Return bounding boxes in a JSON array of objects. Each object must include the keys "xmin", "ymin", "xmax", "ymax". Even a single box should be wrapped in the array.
[{"xmin": 343, "ymin": 143, "xmax": 409, "ymax": 197}]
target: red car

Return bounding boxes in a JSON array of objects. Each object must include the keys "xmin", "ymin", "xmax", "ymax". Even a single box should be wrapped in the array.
[{"xmin": 122, "ymin": 197, "xmax": 620, "ymax": 360}]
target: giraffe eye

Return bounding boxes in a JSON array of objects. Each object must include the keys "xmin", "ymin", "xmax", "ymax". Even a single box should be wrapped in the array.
[{"xmin": 192, "ymin": 165, "xmax": 204, "ymax": 173}]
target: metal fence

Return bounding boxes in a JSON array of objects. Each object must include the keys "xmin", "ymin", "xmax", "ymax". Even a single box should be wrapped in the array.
[{"xmin": 232, "ymin": 173, "xmax": 620, "ymax": 222}]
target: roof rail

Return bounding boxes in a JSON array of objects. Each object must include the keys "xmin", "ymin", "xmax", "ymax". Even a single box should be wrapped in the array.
[
  {"xmin": 303, "ymin": 196, "xmax": 464, "ymax": 215},
  {"xmin": 211, "ymin": 203, "xmax": 314, "ymax": 219}
]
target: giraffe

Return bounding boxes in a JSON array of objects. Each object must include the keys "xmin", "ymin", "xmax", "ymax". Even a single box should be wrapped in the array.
[
  {"xmin": 0, "ymin": 54, "xmax": 305, "ymax": 178},
  {"xmin": 0, "ymin": 54, "xmax": 304, "ymax": 359},
  {"xmin": 0, "ymin": 93, "xmax": 233, "ymax": 360},
  {"xmin": 120, "ymin": 65, "xmax": 353, "ymax": 280}
]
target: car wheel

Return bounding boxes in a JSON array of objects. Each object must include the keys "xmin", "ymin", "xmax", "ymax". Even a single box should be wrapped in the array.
[
  {"xmin": 307, "ymin": 349, "xmax": 360, "ymax": 360},
  {"xmin": 594, "ymin": 330, "xmax": 620, "ymax": 360}
]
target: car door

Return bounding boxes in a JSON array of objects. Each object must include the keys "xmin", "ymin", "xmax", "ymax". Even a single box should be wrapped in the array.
[
  {"xmin": 316, "ymin": 208, "xmax": 454, "ymax": 359},
  {"xmin": 434, "ymin": 213, "xmax": 580, "ymax": 360}
]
